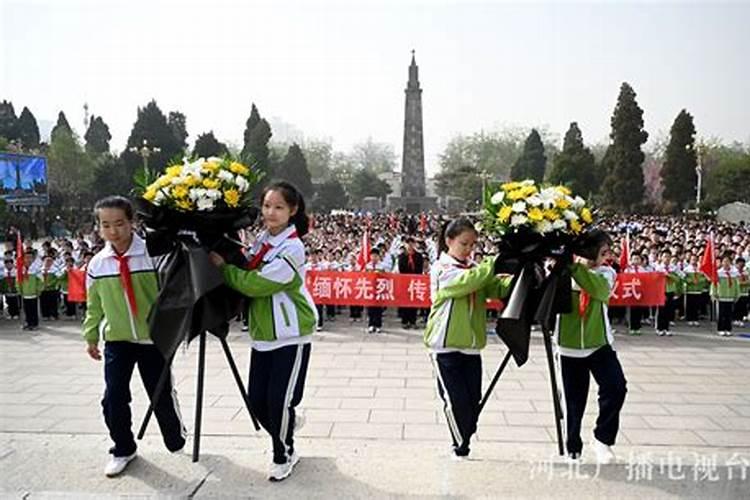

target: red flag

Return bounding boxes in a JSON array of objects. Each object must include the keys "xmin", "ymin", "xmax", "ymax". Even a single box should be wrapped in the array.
[
  {"xmin": 618, "ymin": 231, "xmax": 630, "ymax": 270},
  {"xmin": 67, "ymin": 268, "xmax": 87, "ymax": 303},
  {"xmin": 699, "ymin": 234, "xmax": 718, "ymax": 284},
  {"xmin": 15, "ymin": 232, "xmax": 25, "ymax": 284},
  {"xmin": 356, "ymin": 229, "xmax": 371, "ymax": 271},
  {"xmin": 419, "ymin": 213, "xmax": 428, "ymax": 233}
]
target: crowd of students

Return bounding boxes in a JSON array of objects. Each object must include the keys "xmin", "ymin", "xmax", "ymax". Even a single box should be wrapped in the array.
[{"xmin": 0, "ymin": 233, "xmax": 101, "ymax": 329}]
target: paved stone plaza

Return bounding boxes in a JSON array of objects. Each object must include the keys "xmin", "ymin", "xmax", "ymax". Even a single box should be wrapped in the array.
[{"xmin": 1, "ymin": 315, "xmax": 749, "ymax": 498}]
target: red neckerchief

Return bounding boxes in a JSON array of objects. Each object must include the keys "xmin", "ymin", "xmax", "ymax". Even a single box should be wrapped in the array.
[
  {"xmin": 579, "ymin": 291, "xmax": 590, "ymax": 317},
  {"xmin": 247, "ymin": 230, "xmax": 298, "ymax": 270},
  {"xmin": 114, "ymin": 252, "xmax": 138, "ymax": 317},
  {"xmin": 454, "ymin": 257, "xmax": 476, "ymax": 313}
]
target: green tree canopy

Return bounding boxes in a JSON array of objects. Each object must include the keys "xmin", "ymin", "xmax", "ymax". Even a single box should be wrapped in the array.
[
  {"xmin": 704, "ymin": 150, "xmax": 750, "ymax": 208},
  {"xmin": 601, "ymin": 82, "xmax": 649, "ymax": 212},
  {"xmin": 548, "ymin": 122, "xmax": 597, "ymax": 197},
  {"xmin": 193, "ymin": 131, "xmax": 229, "ymax": 158},
  {"xmin": 121, "ymin": 100, "xmax": 183, "ymax": 175},
  {"xmin": 0, "ymin": 100, "xmax": 18, "ymax": 141},
  {"xmin": 50, "ymin": 111, "xmax": 73, "ymax": 142},
  {"xmin": 273, "ymin": 143, "xmax": 314, "ymax": 200},
  {"xmin": 660, "ymin": 109, "xmax": 697, "ymax": 211},
  {"xmin": 351, "ymin": 138, "xmax": 397, "ymax": 174},
  {"xmin": 241, "ymin": 103, "xmax": 261, "ymax": 158},
  {"xmin": 510, "ymin": 129, "xmax": 546, "ymax": 182},
  {"xmin": 47, "ymin": 131, "xmax": 95, "ymax": 209},
  {"xmin": 347, "ymin": 168, "xmax": 392, "ymax": 207},
  {"xmin": 16, "ymin": 106, "xmax": 40, "ymax": 150},
  {"xmin": 299, "ymin": 139, "xmax": 333, "ymax": 180},
  {"xmin": 313, "ymin": 178, "xmax": 349, "ymax": 212},
  {"xmin": 84, "ymin": 115, "xmax": 112, "ymax": 155},
  {"xmin": 168, "ymin": 111, "xmax": 188, "ymax": 152}
]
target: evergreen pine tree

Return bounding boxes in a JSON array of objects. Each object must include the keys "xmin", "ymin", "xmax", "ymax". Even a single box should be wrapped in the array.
[
  {"xmin": 193, "ymin": 131, "xmax": 229, "ymax": 158},
  {"xmin": 121, "ymin": 100, "xmax": 183, "ymax": 175},
  {"xmin": 660, "ymin": 109, "xmax": 697, "ymax": 210},
  {"xmin": 51, "ymin": 111, "xmax": 73, "ymax": 141},
  {"xmin": 510, "ymin": 129, "xmax": 546, "ymax": 182},
  {"xmin": 241, "ymin": 104, "xmax": 261, "ymax": 158},
  {"xmin": 601, "ymin": 82, "xmax": 649, "ymax": 212},
  {"xmin": 168, "ymin": 111, "xmax": 188, "ymax": 152},
  {"xmin": 16, "ymin": 106, "xmax": 40, "ymax": 149},
  {"xmin": 548, "ymin": 122, "xmax": 597, "ymax": 196},
  {"xmin": 0, "ymin": 100, "xmax": 18, "ymax": 141},
  {"xmin": 84, "ymin": 115, "xmax": 112, "ymax": 155},
  {"xmin": 244, "ymin": 118, "xmax": 273, "ymax": 179},
  {"xmin": 274, "ymin": 143, "xmax": 314, "ymax": 199}
]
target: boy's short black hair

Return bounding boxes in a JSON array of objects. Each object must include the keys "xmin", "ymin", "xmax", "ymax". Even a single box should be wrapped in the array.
[{"xmin": 94, "ymin": 196, "xmax": 134, "ymax": 222}]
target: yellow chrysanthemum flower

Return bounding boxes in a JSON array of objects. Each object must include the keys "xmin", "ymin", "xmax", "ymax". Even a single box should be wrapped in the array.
[
  {"xmin": 203, "ymin": 161, "xmax": 220, "ymax": 173},
  {"xmin": 528, "ymin": 207, "xmax": 544, "ymax": 221},
  {"xmin": 224, "ymin": 188, "xmax": 240, "ymax": 208},
  {"xmin": 580, "ymin": 207, "xmax": 593, "ymax": 224},
  {"xmin": 507, "ymin": 189, "xmax": 526, "ymax": 201},
  {"xmin": 570, "ymin": 219, "xmax": 582, "ymax": 234},
  {"xmin": 156, "ymin": 176, "xmax": 171, "ymax": 189},
  {"xmin": 202, "ymin": 178, "xmax": 219, "ymax": 189},
  {"xmin": 183, "ymin": 175, "xmax": 200, "ymax": 187},
  {"xmin": 502, "ymin": 181, "xmax": 521, "ymax": 192},
  {"xmin": 229, "ymin": 162, "xmax": 249, "ymax": 175},
  {"xmin": 521, "ymin": 185, "xmax": 538, "ymax": 196},
  {"xmin": 543, "ymin": 208, "xmax": 560, "ymax": 221},
  {"xmin": 556, "ymin": 186, "xmax": 572, "ymax": 196},
  {"xmin": 172, "ymin": 185, "xmax": 189, "ymax": 199},
  {"xmin": 166, "ymin": 165, "xmax": 183, "ymax": 177},
  {"xmin": 498, "ymin": 205, "xmax": 513, "ymax": 222},
  {"xmin": 143, "ymin": 188, "xmax": 157, "ymax": 202},
  {"xmin": 555, "ymin": 198, "xmax": 571, "ymax": 209},
  {"xmin": 175, "ymin": 199, "xmax": 193, "ymax": 211}
]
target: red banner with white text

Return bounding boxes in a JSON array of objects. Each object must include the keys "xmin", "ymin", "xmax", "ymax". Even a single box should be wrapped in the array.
[
  {"xmin": 306, "ymin": 271, "xmax": 666, "ymax": 308},
  {"xmin": 608, "ymin": 272, "xmax": 666, "ymax": 306}
]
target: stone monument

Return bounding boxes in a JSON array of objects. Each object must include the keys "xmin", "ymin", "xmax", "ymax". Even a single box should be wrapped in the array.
[{"xmin": 388, "ymin": 51, "xmax": 438, "ymax": 213}]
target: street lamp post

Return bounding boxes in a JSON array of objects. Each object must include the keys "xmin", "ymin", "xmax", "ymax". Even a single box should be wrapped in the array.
[
  {"xmin": 129, "ymin": 139, "xmax": 161, "ymax": 178},
  {"xmin": 695, "ymin": 142, "xmax": 703, "ymax": 208}
]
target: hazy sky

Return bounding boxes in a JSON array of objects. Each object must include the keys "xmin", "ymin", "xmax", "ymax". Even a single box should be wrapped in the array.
[{"xmin": 2, "ymin": 0, "xmax": 748, "ymax": 175}]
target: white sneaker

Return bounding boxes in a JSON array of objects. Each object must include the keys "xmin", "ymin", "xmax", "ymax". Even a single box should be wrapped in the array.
[
  {"xmin": 268, "ymin": 451, "xmax": 299, "ymax": 482},
  {"xmin": 294, "ymin": 414, "xmax": 305, "ymax": 432},
  {"xmin": 657, "ymin": 330, "xmax": 665, "ymax": 337},
  {"xmin": 566, "ymin": 451, "xmax": 582, "ymax": 463},
  {"xmin": 665, "ymin": 330, "xmax": 673, "ymax": 337},
  {"xmin": 316, "ymin": 325, "xmax": 322, "ymax": 332},
  {"xmin": 367, "ymin": 326, "xmax": 375, "ymax": 333},
  {"xmin": 591, "ymin": 438, "xmax": 616, "ymax": 465},
  {"xmin": 241, "ymin": 325, "xmax": 249, "ymax": 332},
  {"xmin": 726, "ymin": 331, "xmax": 733, "ymax": 337},
  {"xmin": 375, "ymin": 327, "xmax": 381, "ymax": 333},
  {"xmin": 104, "ymin": 452, "xmax": 136, "ymax": 477}
]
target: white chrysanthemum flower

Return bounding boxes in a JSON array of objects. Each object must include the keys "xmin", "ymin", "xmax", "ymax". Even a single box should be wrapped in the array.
[
  {"xmin": 572, "ymin": 196, "xmax": 586, "ymax": 209},
  {"xmin": 196, "ymin": 197, "xmax": 215, "ymax": 211},
  {"xmin": 512, "ymin": 201, "xmax": 526, "ymax": 213},
  {"xmin": 490, "ymin": 191, "xmax": 505, "ymax": 204},
  {"xmin": 563, "ymin": 210, "xmax": 579, "ymax": 221},
  {"xmin": 552, "ymin": 219, "xmax": 567, "ymax": 230},
  {"xmin": 526, "ymin": 195, "xmax": 542, "ymax": 206},
  {"xmin": 205, "ymin": 189, "xmax": 222, "ymax": 200},
  {"xmin": 539, "ymin": 188, "xmax": 558, "ymax": 208},
  {"xmin": 217, "ymin": 169, "xmax": 234, "ymax": 182},
  {"xmin": 535, "ymin": 219, "xmax": 553, "ymax": 234},
  {"xmin": 521, "ymin": 179, "xmax": 535, "ymax": 186},
  {"xmin": 189, "ymin": 188, "xmax": 207, "ymax": 201},
  {"xmin": 235, "ymin": 175, "xmax": 249, "ymax": 192},
  {"xmin": 170, "ymin": 176, "xmax": 184, "ymax": 186},
  {"xmin": 510, "ymin": 214, "xmax": 528, "ymax": 226},
  {"xmin": 207, "ymin": 156, "xmax": 222, "ymax": 163},
  {"xmin": 153, "ymin": 191, "xmax": 166, "ymax": 205}
]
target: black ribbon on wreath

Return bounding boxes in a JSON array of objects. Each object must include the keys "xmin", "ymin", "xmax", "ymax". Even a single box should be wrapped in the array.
[
  {"xmin": 134, "ymin": 199, "xmax": 258, "ymax": 359},
  {"xmin": 492, "ymin": 228, "xmax": 606, "ymax": 367}
]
